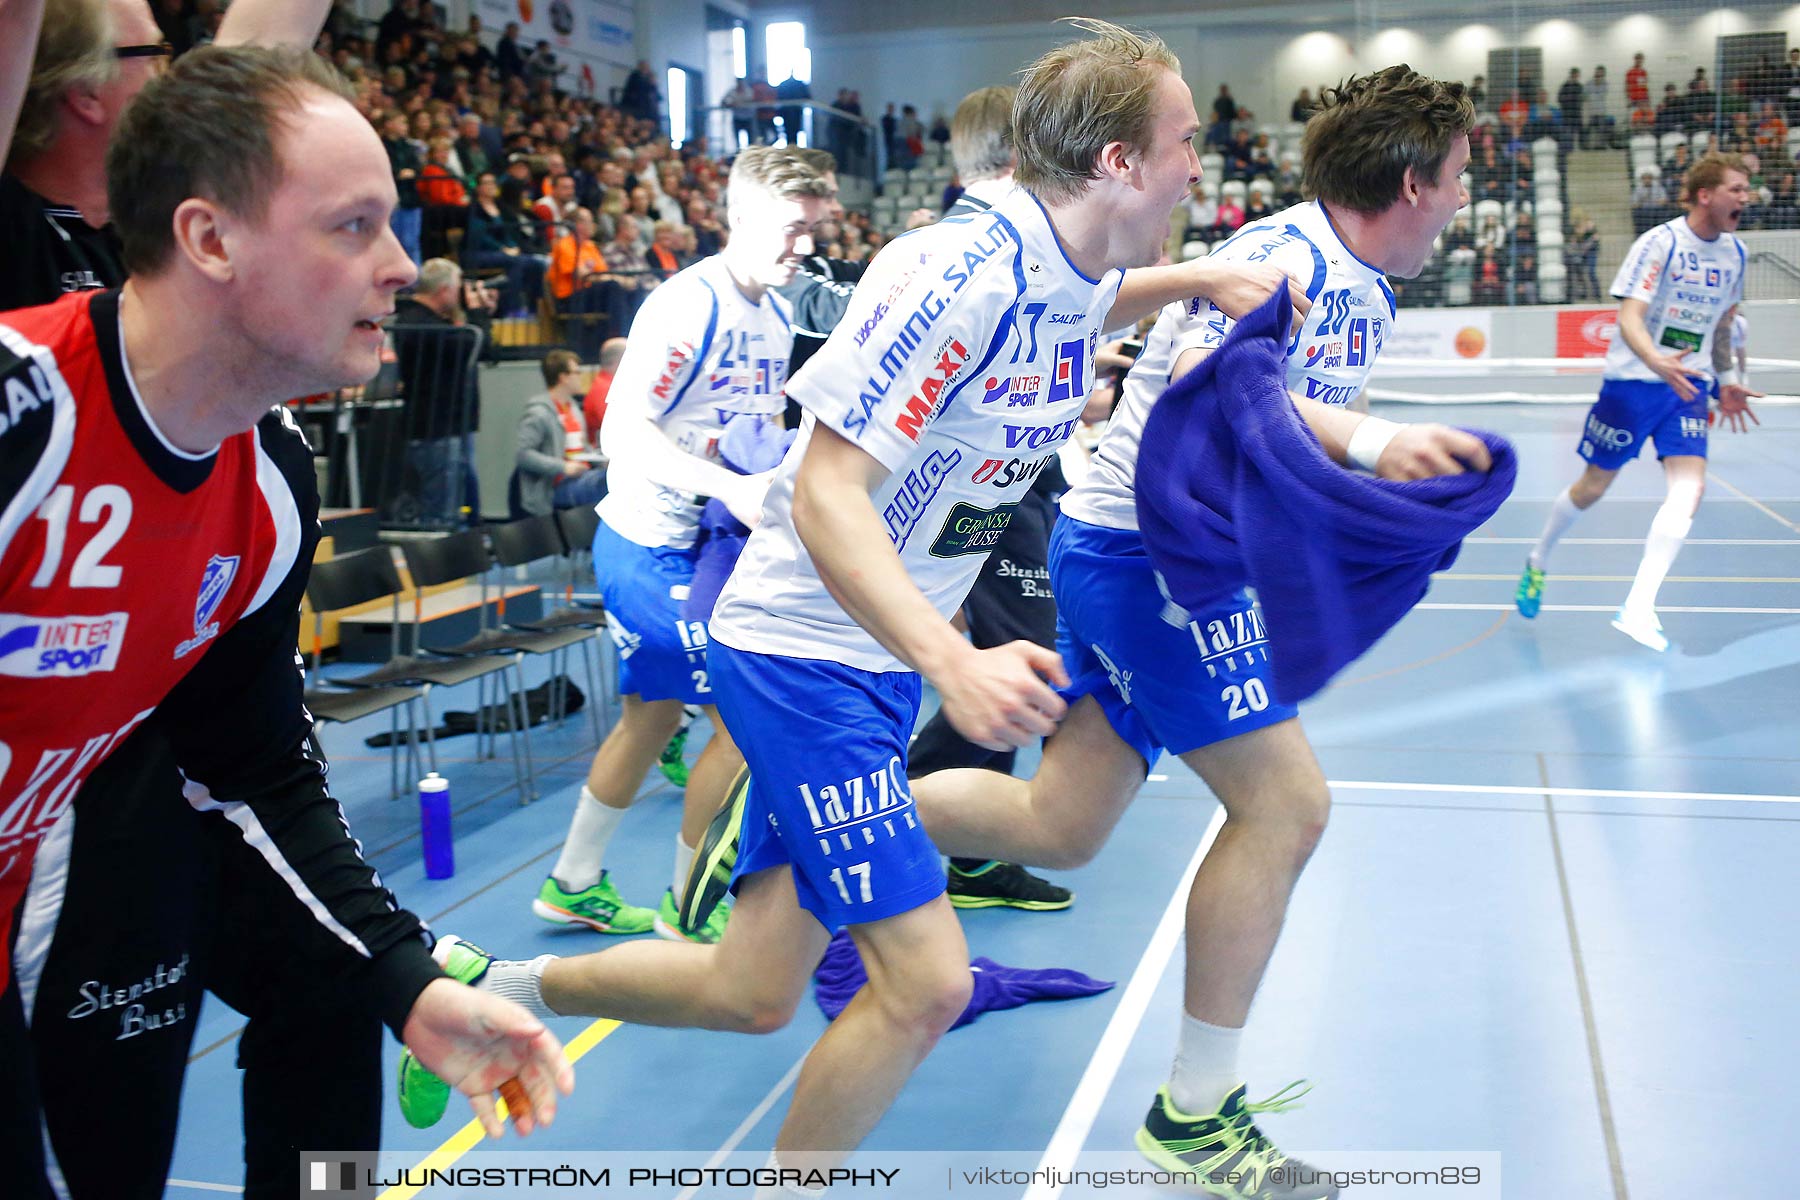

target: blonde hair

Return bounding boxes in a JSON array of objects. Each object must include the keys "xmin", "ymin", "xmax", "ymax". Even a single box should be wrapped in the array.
[
  {"xmin": 11, "ymin": 0, "xmax": 117, "ymax": 164},
  {"xmin": 1012, "ymin": 18, "xmax": 1179, "ymax": 204},
  {"xmin": 951, "ymin": 86, "xmax": 1015, "ymax": 183},
  {"xmin": 1682, "ymin": 152, "xmax": 1747, "ymax": 206},
  {"xmin": 727, "ymin": 145, "xmax": 832, "ymax": 208}
]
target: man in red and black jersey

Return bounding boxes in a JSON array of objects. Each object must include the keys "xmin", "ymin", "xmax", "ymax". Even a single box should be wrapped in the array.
[{"xmin": 0, "ymin": 41, "xmax": 573, "ymax": 1198}]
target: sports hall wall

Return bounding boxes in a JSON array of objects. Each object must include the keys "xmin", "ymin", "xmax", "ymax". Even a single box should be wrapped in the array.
[{"xmin": 786, "ymin": 1, "xmax": 1800, "ymax": 129}]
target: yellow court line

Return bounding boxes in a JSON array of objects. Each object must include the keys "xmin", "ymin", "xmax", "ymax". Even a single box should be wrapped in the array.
[{"xmin": 379, "ymin": 1018, "xmax": 623, "ymax": 1200}]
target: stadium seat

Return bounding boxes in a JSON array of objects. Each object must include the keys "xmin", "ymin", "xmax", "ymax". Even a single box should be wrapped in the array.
[
  {"xmin": 1474, "ymin": 199, "xmax": 1503, "ymax": 225},
  {"xmin": 1537, "ymin": 226, "xmax": 1564, "ymax": 250},
  {"xmin": 1532, "ymin": 136, "xmax": 1559, "ymax": 161},
  {"xmin": 1249, "ymin": 176, "xmax": 1273, "ymax": 197},
  {"xmin": 881, "ymin": 168, "xmax": 908, "ymax": 189},
  {"xmin": 1660, "ymin": 131, "xmax": 1687, "ymax": 161},
  {"xmin": 1200, "ymin": 153, "xmax": 1224, "ymax": 180},
  {"xmin": 1538, "ymin": 245, "xmax": 1564, "ymax": 271},
  {"xmin": 1221, "ymin": 180, "xmax": 1247, "ymax": 203},
  {"xmin": 1200, "ymin": 180, "xmax": 1219, "ymax": 200},
  {"xmin": 1536, "ymin": 197, "xmax": 1564, "ymax": 225},
  {"xmin": 1628, "ymin": 133, "xmax": 1657, "ymax": 157},
  {"xmin": 1181, "ymin": 240, "xmax": 1209, "ymax": 261},
  {"xmin": 1689, "ymin": 130, "xmax": 1710, "ymax": 153},
  {"xmin": 1539, "ymin": 262, "xmax": 1568, "ymax": 304}
]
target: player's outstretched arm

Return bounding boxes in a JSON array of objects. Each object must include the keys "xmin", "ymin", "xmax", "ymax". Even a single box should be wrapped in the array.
[
  {"xmin": 793, "ymin": 424, "xmax": 1069, "ymax": 751},
  {"xmin": 1713, "ymin": 306, "xmax": 1762, "ymax": 433},
  {"xmin": 1108, "ymin": 257, "xmax": 1308, "ymax": 329},
  {"xmin": 0, "ymin": 0, "xmax": 46, "ymax": 168},
  {"xmin": 402, "ymin": 980, "xmax": 575, "ymax": 1139}
]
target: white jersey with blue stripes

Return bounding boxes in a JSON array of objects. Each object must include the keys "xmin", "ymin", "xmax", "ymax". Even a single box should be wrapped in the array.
[
  {"xmin": 1063, "ymin": 200, "xmax": 1394, "ymax": 532},
  {"xmin": 595, "ymin": 254, "xmax": 794, "ymax": 549},
  {"xmin": 1604, "ymin": 216, "xmax": 1745, "ymax": 384},
  {"xmin": 711, "ymin": 187, "xmax": 1123, "ymax": 671}
]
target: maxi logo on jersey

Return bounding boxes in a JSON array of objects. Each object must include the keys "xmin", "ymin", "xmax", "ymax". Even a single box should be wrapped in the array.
[
  {"xmin": 882, "ymin": 449, "xmax": 963, "ymax": 549},
  {"xmin": 0, "ymin": 612, "xmax": 130, "ymax": 678},
  {"xmin": 845, "ymin": 218, "xmax": 1014, "ymax": 437},
  {"xmin": 174, "ymin": 555, "xmax": 237, "ymax": 660},
  {"xmin": 893, "ymin": 340, "xmax": 970, "ymax": 440}
]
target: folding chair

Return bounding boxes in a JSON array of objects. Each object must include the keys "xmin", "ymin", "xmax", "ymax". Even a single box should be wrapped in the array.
[
  {"xmin": 338, "ymin": 538, "xmax": 537, "ymax": 801},
  {"xmin": 303, "ymin": 547, "xmax": 437, "ymax": 800},
  {"xmin": 486, "ymin": 515, "xmax": 612, "ymax": 743}
]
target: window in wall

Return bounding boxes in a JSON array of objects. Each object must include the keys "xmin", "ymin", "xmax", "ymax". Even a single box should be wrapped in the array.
[
  {"xmin": 766, "ymin": 21, "xmax": 809, "ymax": 84},
  {"xmin": 732, "ymin": 26, "xmax": 747, "ymax": 80},
  {"xmin": 668, "ymin": 66, "xmax": 689, "ymax": 147}
]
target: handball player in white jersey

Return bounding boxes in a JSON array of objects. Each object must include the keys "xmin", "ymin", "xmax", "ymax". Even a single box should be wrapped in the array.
[
  {"xmin": 400, "ymin": 21, "xmax": 1314, "ymax": 1193},
  {"xmin": 1516, "ymin": 152, "xmax": 1759, "ymax": 651},
  {"xmin": 911, "ymin": 66, "xmax": 1490, "ymax": 1197},
  {"xmin": 530, "ymin": 147, "xmax": 830, "ymax": 945}
]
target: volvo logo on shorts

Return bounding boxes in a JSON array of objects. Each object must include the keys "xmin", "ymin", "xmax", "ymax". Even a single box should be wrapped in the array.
[{"xmin": 1584, "ymin": 414, "xmax": 1634, "ymax": 449}]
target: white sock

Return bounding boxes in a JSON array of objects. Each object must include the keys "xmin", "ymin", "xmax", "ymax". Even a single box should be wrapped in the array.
[
  {"xmin": 754, "ymin": 1152, "xmax": 828, "ymax": 1200},
  {"xmin": 550, "ymin": 786, "xmax": 628, "ymax": 891},
  {"xmin": 1168, "ymin": 1011, "xmax": 1244, "ymax": 1115},
  {"xmin": 476, "ymin": 953, "xmax": 560, "ymax": 1019},
  {"xmin": 672, "ymin": 834, "xmax": 696, "ymax": 897},
  {"xmin": 1623, "ymin": 502, "xmax": 1694, "ymax": 614},
  {"xmin": 1529, "ymin": 487, "xmax": 1584, "ymax": 570}
]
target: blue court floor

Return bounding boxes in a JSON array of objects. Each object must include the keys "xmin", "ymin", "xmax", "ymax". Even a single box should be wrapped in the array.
[{"xmin": 164, "ymin": 402, "xmax": 1800, "ymax": 1200}]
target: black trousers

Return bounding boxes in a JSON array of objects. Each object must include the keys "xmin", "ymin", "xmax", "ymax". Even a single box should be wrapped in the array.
[
  {"xmin": 907, "ymin": 475, "xmax": 1061, "ymax": 783},
  {"xmin": 4, "ymin": 724, "xmax": 383, "ymax": 1200}
]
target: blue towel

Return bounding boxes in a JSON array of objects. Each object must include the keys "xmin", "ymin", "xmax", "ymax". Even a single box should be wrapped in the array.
[
  {"xmin": 684, "ymin": 420, "xmax": 795, "ymax": 623},
  {"xmin": 1133, "ymin": 286, "xmax": 1516, "ymax": 704},
  {"xmin": 813, "ymin": 930, "xmax": 1114, "ymax": 1030}
]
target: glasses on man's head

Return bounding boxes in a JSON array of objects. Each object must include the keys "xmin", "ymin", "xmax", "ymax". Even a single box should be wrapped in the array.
[{"xmin": 115, "ymin": 41, "xmax": 174, "ymax": 70}]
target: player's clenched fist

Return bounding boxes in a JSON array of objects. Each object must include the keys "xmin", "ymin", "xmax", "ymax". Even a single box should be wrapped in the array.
[{"xmin": 932, "ymin": 641, "xmax": 1070, "ymax": 751}]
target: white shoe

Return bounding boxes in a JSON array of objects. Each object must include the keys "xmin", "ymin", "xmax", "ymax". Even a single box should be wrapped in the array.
[{"xmin": 1610, "ymin": 606, "xmax": 1668, "ymax": 653}]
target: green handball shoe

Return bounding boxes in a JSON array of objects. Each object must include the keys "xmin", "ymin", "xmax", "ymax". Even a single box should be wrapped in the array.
[
  {"xmin": 657, "ymin": 725, "xmax": 690, "ymax": 787},
  {"xmin": 1514, "ymin": 561, "xmax": 1546, "ymax": 619},
  {"xmin": 530, "ymin": 871, "xmax": 655, "ymax": 934},
  {"xmin": 654, "ymin": 887, "xmax": 728, "ymax": 943},
  {"xmin": 1135, "ymin": 1082, "xmax": 1340, "ymax": 1199},
  {"xmin": 396, "ymin": 935, "xmax": 496, "ymax": 1129}
]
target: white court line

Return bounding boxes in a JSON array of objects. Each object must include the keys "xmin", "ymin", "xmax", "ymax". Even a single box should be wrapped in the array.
[
  {"xmin": 673, "ymin": 1055, "xmax": 808, "ymax": 1200},
  {"xmin": 1466, "ymin": 536, "xmax": 1800, "ymax": 545},
  {"xmin": 1414, "ymin": 602, "xmax": 1800, "ymax": 614},
  {"xmin": 1152, "ymin": 774, "xmax": 1799, "ymax": 807},
  {"xmin": 165, "ymin": 1183, "xmax": 243, "ymax": 1195},
  {"xmin": 1024, "ymin": 809, "xmax": 1226, "ymax": 1200},
  {"xmin": 1710, "ymin": 474, "xmax": 1800, "ymax": 534},
  {"xmin": 1432, "ymin": 573, "xmax": 1800, "ymax": 583},
  {"xmin": 1328, "ymin": 778, "xmax": 1800, "ymax": 807}
]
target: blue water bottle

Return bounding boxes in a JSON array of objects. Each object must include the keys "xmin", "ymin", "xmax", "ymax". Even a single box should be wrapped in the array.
[{"xmin": 419, "ymin": 772, "xmax": 455, "ymax": 879}]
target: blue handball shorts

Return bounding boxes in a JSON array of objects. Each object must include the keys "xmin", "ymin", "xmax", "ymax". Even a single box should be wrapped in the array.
[
  {"xmin": 1578, "ymin": 378, "xmax": 1712, "ymax": 470},
  {"xmin": 591, "ymin": 518, "xmax": 712, "ymax": 704},
  {"xmin": 708, "ymin": 639, "xmax": 947, "ymax": 932},
  {"xmin": 1049, "ymin": 517, "xmax": 1298, "ymax": 770}
]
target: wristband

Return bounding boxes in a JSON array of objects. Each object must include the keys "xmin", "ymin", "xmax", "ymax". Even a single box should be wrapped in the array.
[
  {"xmin": 1345, "ymin": 415, "xmax": 1402, "ymax": 473},
  {"xmin": 1719, "ymin": 369, "xmax": 1743, "ymax": 390}
]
